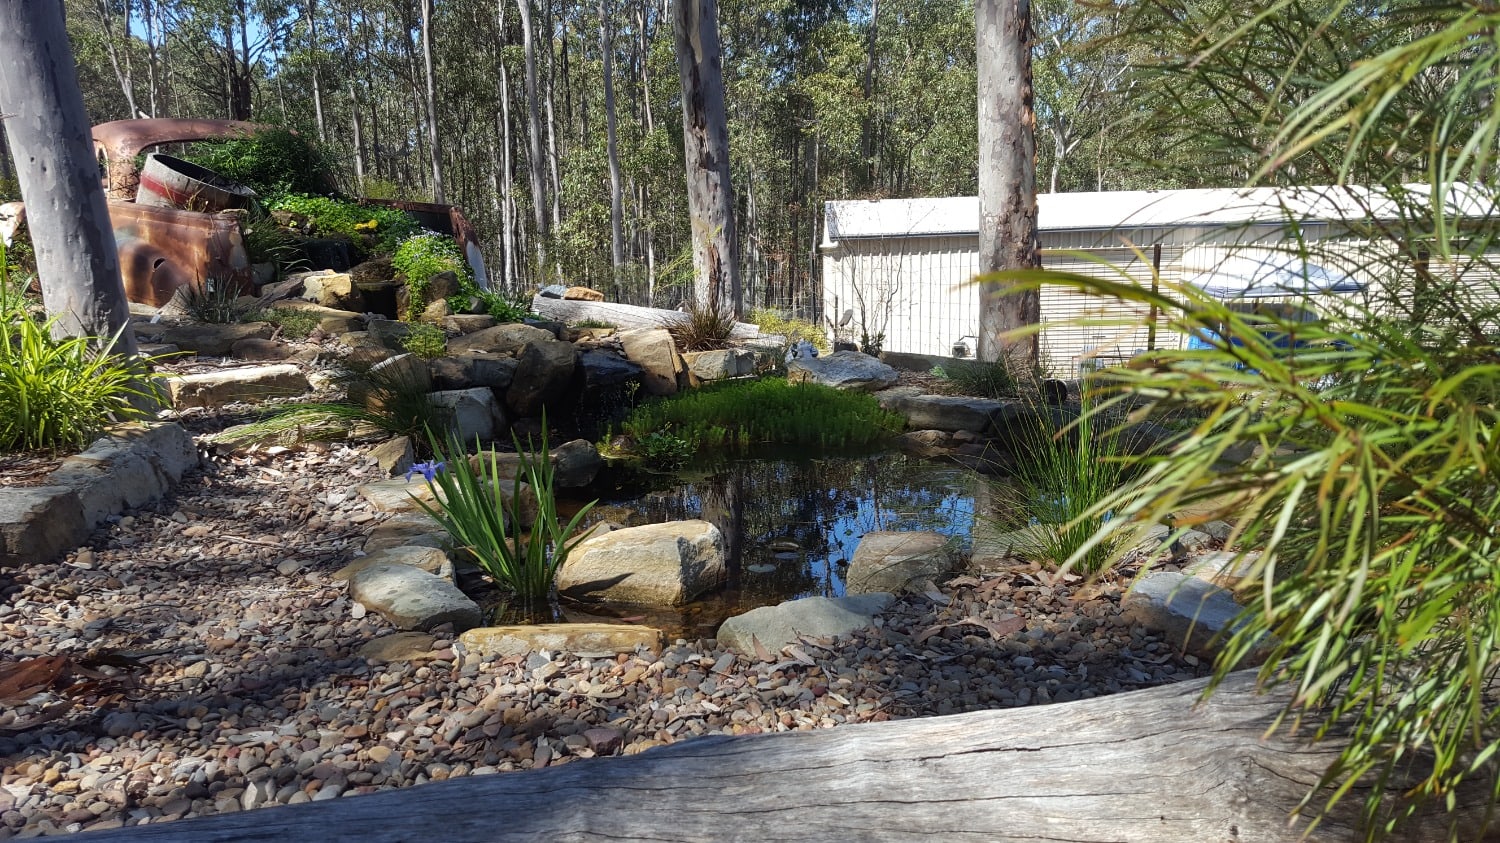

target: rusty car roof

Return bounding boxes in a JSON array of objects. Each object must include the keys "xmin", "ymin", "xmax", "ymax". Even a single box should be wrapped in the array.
[{"xmin": 92, "ymin": 119, "xmax": 266, "ymax": 161}]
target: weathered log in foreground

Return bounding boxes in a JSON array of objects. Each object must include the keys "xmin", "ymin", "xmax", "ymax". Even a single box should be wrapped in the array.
[
  {"xmin": 530, "ymin": 295, "xmax": 760, "ymax": 339},
  {"xmin": 89, "ymin": 671, "xmax": 1496, "ymax": 842}
]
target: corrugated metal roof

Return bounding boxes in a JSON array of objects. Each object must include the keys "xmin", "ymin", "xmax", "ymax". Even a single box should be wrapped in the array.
[{"xmin": 823, "ymin": 184, "xmax": 1497, "ymax": 244}]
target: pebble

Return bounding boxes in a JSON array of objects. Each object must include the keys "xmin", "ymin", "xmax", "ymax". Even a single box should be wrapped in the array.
[{"xmin": 0, "ymin": 426, "xmax": 1210, "ymax": 837}]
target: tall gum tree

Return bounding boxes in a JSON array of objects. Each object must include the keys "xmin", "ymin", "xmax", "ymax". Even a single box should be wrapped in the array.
[
  {"xmin": 976, "ymin": 0, "xmax": 1040, "ymax": 365},
  {"xmin": 0, "ymin": 0, "xmax": 138, "ymax": 353},
  {"xmin": 672, "ymin": 0, "xmax": 741, "ymax": 316}
]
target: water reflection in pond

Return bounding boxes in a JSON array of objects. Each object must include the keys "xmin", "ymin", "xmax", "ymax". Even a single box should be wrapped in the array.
[{"xmin": 565, "ymin": 451, "xmax": 982, "ymax": 638}]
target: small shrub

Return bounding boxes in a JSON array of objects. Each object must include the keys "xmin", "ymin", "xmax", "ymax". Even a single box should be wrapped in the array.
[
  {"xmin": 393, "ymin": 234, "xmax": 469, "ymax": 319},
  {"xmin": 634, "ymin": 428, "xmax": 697, "ymax": 470},
  {"xmin": 401, "ymin": 323, "xmax": 448, "ymax": 359},
  {"xmin": 1, "ymin": 281, "xmax": 165, "ymax": 452},
  {"xmin": 748, "ymin": 308, "xmax": 828, "ymax": 353},
  {"xmin": 184, "ymin": 127, "xmax": 333, "ymax": 201},
  {"xmin": 665, "ymin": 302, "xmax": 735, "ymax": 352},
  {"xmin": 268, "ymin": 194, "xmax": 419, "ymax": 254},
  {"xmin": 620, "ymin": 378, "xmax": 903, "ymax": 459},
  {"xmin": 571, "ymin": 318, "xmax": 617, "ymax": 330},
  {"xmin": 859, "ymin": 330, "xmax": 885, "ymax": 357},
  {"xmin": 251, "ymin": 307, "xmax": 320, "ymax": 340},
  {"xmin": 939, "ymin": 359, "xmax": 1024, "ymax": 399},
  {"xmin": 473, "ymin": 290, "xmax": 535, "ymax": 323},
  {"xmin": 413, "ymin": 424, "xmax": 597, "ymax": 616}
]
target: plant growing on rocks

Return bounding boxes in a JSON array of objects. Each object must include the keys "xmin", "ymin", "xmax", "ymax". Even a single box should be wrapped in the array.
[
  {"xmin": 414, "ymin": 425, "xmax": 596, "ymax": 616},
  {"xmin": 250, "ymin": 307, "xmax": 320, "ymax": 340},
  {"xmin": 748, "ymin": 308, "xmax": 827, "ymax": 354},
  {"xmin": 664, "ymin": 301, "xmax": 735, "ymax": 352},
  {"xmin": 400, "ymin": 323, "xmax": 448, "ymax": 359},
  {"xmin": 0, "ymin": 280, "xmax": 164, "ymax": 452},
  {"xmin": 173, "ymin": 278, "xmax": 257, "ymax": 324}
]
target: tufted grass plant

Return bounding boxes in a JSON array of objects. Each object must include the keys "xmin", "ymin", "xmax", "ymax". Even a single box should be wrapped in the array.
[{"xmin": 413, "ymin": 424, "xmax": 596, "ymax": 616}]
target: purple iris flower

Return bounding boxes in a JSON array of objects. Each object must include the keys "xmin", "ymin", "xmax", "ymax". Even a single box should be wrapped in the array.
[{"xmin": 405, "ymin": 460, "xmax": 445, "ymax": 482}]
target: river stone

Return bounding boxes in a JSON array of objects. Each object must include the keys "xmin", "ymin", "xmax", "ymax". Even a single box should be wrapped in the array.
[
  {"xmin": 448, "ymin": 323, "xmax": 554, "ymax": 356},
  {"xmin": 558, "ymin": 520, "xmax": 726, "ymax": 607},
  {"xmin": 882, "ymin": 394, "xmax": 1006, "ymax": 433},
  {"xmin": 0, "ymin": 487, "xmax": 86, "ymax": 567},
  {"xmin": 616, "ymin": 328, "xmax": 683, "ymax": 396},
  {"xmin": 300, "ymin": 271, "xmax": 361, "ymax": 310},
  {"xmin": 362, "ymin": 514, "xmax": 449, "ymax": 553},
  {"xmin": 682, "ymin": 350, "xmax": 739, "ymax": 382},
  {"xmin": 335, "ymin": 546, "xmax": 454, "ymax": 583},
  {"xmin": 897, "ymin": 430, "xmax": 954, "ymax": 458},
  {"xmin": 1181, "ymin": 551, "xmax": 1262, "ymax": 589},
  {"xmin": 429, "ymin": 387, "xmax": 507, "ymax": 443},
  {"xmin": 358, "ymin": 633, "xmax": 439, "ymax": 662},
  {"xmin": 167, "ymin": 364, "xmax": 310, "ymax": 409},
  {"xmin": 368, "ymin": 436, "xmax": 415, "ymax": 478},
  {"xmin": 459, "ymin": 623, "xmax": 663, "ymax": 658},
  {"xmin": 442, "ymin": 314, "xmax": 497, "ymax": 334},
  {"xmin": 786, "ymin": 351, "xmax": 898, "ymax": 392},
  {"xmin": 347, "ymin": 563, "xmax": 481, "ymax": 632},
  {"xmin": 551, "ymin": 439, "xmax": 602, "ymax": 488},
  {"xmin": 717, "ymin": 593, "xmax": 894, "ymax": 656},
  {"xmin": 357, "ymin": 478, "xmax": 442, "ymax": 514},
  {"xmin": 846, "ymin": 531, "xmax": 955, "ymax": 595},
  {"xmin": 1121, "ymin": 571, "xmax": 1264, "ymax": 661}
]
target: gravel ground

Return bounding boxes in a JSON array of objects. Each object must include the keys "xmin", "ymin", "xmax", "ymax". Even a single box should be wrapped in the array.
[{"xmin": 0, "ymin": 414, "xmax": 1209, "ymax": 838}]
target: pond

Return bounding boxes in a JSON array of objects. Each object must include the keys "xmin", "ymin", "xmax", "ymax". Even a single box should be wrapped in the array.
[{"xmin": 561, "ymin": 450, "xmax": 986, "ymax": 638}]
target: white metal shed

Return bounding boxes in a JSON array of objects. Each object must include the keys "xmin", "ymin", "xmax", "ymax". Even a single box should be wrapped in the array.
[{"xmin": 820, "ymin": 185, "xmax": 1494, "ymax": 374}]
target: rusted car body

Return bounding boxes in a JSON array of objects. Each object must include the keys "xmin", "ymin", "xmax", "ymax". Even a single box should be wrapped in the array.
[{"xmin": 88, "ymin": 119, "xmax": 487, "ymax": 307}]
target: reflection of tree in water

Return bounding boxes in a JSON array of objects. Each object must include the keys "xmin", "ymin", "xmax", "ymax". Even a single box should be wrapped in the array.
[{"xmin": 605, "ymin": 451, "xmax": 979, "ymax": 604}]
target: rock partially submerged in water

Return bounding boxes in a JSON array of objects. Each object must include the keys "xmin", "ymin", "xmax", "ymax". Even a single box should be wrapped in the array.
[
  {"xmin": 558, "ymin": 520, "xmax": 726, "ymax": 607},
  {"xmin": 846, "ymin": 531, "xmax": 955, "ymax": 595}
]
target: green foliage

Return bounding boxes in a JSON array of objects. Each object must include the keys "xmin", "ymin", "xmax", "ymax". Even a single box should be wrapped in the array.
[
  {"xmin": 413, "ymin": 426, "xmax": 597, "ymax": 615},
  {"xmin": 393, "ymin": 234, "xmax": 469, "ymax": 320},
  {"xmin": 250, "ymin": 307, "xmax": 320, "ymax": 340},
  {"xmin": 748, "ymin": 308, "xmax": 827, "ymax": 352},
  {"xmin": 571, "ymin": 319, "xmax": 618, "ymax": 330},
  {"xmin": 0, "ymin": 280, "xmax": 163, "ymax": 453},
  {"xmin": 665, "ymin": 302, "xmax": 736, "ymax": 352},
  {"xmin": 858, "ymin": 331, "xmax": 884, "ymax": 357},
  {"xmin": 620, "ymin": 378, "xmax": 903, "ymax": 459},
  {"xmin": 632, "ymin": 429, "xmax": 697, "ymax": 471},
  {"xmin": 268, "ymin": 194, "xmax": 419, "ymax": 254},
  {"xmin": 400, "ymin": 323, "xmax": 448, "ymax": 360},
  {"xmin": 183, "ymin": 128, "xmax": 333, "ymax": 202},
  {"xmin": 991, "ymin": 396, "xmax": 1132, "ymax": 574}
]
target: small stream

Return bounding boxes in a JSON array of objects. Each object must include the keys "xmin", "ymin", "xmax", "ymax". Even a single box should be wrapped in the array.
[{"xmin": 560, "ymin": 450, "xmax": 986, "ymax": 638}]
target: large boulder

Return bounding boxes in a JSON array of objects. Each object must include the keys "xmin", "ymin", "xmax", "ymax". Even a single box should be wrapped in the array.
[
  {"xmin": 578, "ymin": 349, "xmax": 644, "ymax": 390},
  {"xmin": 557, "ymin": 520, "xmax": 726, "ymax": 607},
  {"xmin": 135, "ymin": 321, "xmax": 272, "ymax": 356},
  {"xmin": 846, "ymin": 531, "xmax": 954, "ymax": 595},
  {"xmin": 717, "ymin": 593, "xmax": 894, "ymax": 656},
  {"xmin": 299, "ymin": 270, "xmax": 362, "ymax": 310},
  {"xmin": 616, "ymin": 328, "xmax": 684, "ymax": 396},
  {"xmin": 786, "ymin": 351, "xmax": 898, "ymax": 392},
  {"xmin": 881, "ymin": 394, "xmax": 1006, "ymax": 433},
  {"xmin": 458, "ymin": 623, "xmax": 662, "ymax": 658},
  {"xmin": 1121, "ymin": 571, "xmax": 1267, "ymax": 662},
  {"xmin": 429, "ymin": 355, "xmax": 518, "ymax": 391},
  {"xmin": 505, "ymin": 336, "xmax": 577, "ymax": 417},
  {"xmin": 448, "ymin": 322, "xmax": 554, "ymax": 356},
  {"xmin": 365, "ymin": 318, "xmax": 413, "ymax": 350},
  {"xmin": 429, "ymin": 387, "xmax": 507, "ymax": 443},
  {"xmin": 681, "ymin": 349, "xmax": 749, "ymax": 383},
  {"xmin": 47, "ymin": 423, "xmax": 198, "ymax": 530},
  {"xmin": 551, "ymin": 439, "xmax": 603, "ymax": 488},
  {"xmin": 347, "ymin": 563, "xmax": 481, "ymax": 632},
  {"xmin": 167, "ymin": 364, "xmax": 310, "ymax": 409},
  {"xmin": 442, "ymin": 314, "xmax": 498, "ymax": 334}
]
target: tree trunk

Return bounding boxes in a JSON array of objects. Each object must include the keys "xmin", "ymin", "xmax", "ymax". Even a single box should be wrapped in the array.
[
  {"xmin": 859, "ymin": 0, "xmax": 879, "ymax": 188},
  {"xmin": 94, "ymin": 0, "xmax": 140, "ymax": 118},
  {"xmin": 0, "ymin": 0, "xmax": 138, "ymax": 353},
  {"xmin": 420, "ymin": 0, "xmax": 445, "ymax": 204},
  {"xmin": 975, "ymin": 0, "xmax": 1040, "ymax": 366},
  {"xmin": 143, "ymin": 0, "xmax": 161, "ymax": 117},
  {"xmin": 308, "ymin": 0, "xmax": 327, "ymax": 144},
  {"xmin": 496, "ymin": 0, "xmax": 518, "ymax": 289},
  {"xmin": 671, "ymin": 0, "xmax": 741, "ymax": 317},
  {"xmin": 86, "ymin": 672, "xmax": 1500, "ymax": 842},
  {"xmin": 601, "ymin": 0, "xmax": 625, "ymax": 275},
  {"xmin": 518, "ymin": 0, "xmax": 548, "ymax": 271}
]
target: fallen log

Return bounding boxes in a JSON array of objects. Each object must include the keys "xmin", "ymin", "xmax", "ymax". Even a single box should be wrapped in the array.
[
  {"xmin": 90, "ymin": 671, "xmax": 1496, "ymax": 842},
  {"xmin": 530, "ymin": 295, "xmax": 760, "ymax": 339}
]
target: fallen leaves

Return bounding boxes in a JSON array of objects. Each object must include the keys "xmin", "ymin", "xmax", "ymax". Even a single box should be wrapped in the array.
[{"xmin": 914, "ymin": 614, "xmax": 1026, "ymax": 646}]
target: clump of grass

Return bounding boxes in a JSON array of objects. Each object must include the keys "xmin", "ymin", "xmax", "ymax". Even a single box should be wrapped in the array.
[
  {"xmin": 936, "ymin": 358, "xmax": 1025, "ymax": 399},
  {"xmin": 413, "ymin": 424, "xmax": 597, "ymax": 618},
  {"xmin": 173, "ymin": 278, "xmax": 256, "ymax": 324},
  {"xmin": 251, "ymin": 307, "xmax": 321, "ymax": 340},
  {"xmin": 619, "ymin": 378, "xmax": 903, "ymax": 459},
  {"xmin": 401, "ymin": 323, "xmax": 448, "ymax": 359},
  {"xmin": 665, "ymin": 302, "xmax": 735, "ymax": 352},
  {"xmin": 571, "ymin": 318, "xmax": 617, "ymax": 330}
]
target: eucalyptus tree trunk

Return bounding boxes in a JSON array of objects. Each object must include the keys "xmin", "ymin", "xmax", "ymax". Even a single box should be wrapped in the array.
[
  {"xmin": 308, "ymin": 0, "xmax": 327, "ymax": 144},
  {"xmin": 496, "ymin": 0, "xmax": 518, "ymax": 289},
  {"xmin": 349, "ymin": 78, "xmax": 365, "ymax": 189},
  {"xmin": 420, "ymin": 0, "xmax": 445, "ymax": 204},
  {"xmin": 860, "ymin": 0, "xmax": 879, "ymax": 188},
  {"xmin": 94, "ymin": 0, "xmax": 140, "ymax": 117},
  {"xmin": 0, "ymin": 0, "xmax": 138, "ymax": 354},
  {"xmin": 542, "ymin": 26, "xmax": 563, "ymax": 236},
  {"xmin": 671, "ymin": 0, "xmax": 741, "ymax": 317},
  {"xmin": 143, "ymin": 0, "xmax": 161, "ymax": 116},
  {"xmin": 601, "ymin": 0, "xmax": 625, "ymax": 276},
  {"xmin": 518, "ymin": 0, "xmax": 549, "ymax": 271},
  {"xmin": 975, "ymin": 0, "xmax": 1040, "ymax": 366}
]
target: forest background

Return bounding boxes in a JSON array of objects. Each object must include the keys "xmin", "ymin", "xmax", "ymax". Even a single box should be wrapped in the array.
[{"xmin": 0, "ymin": 0, "xmax": 1378, "ymax": 316}]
